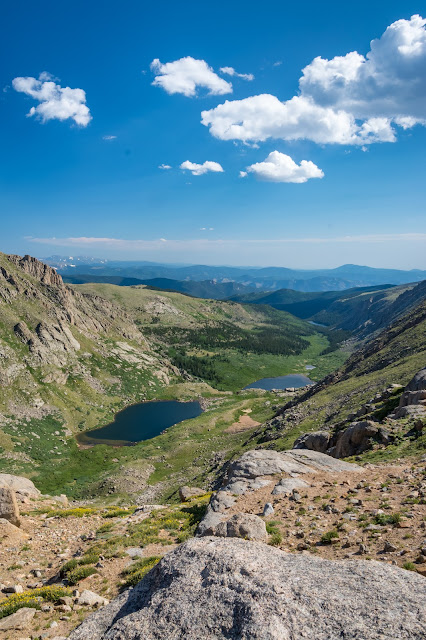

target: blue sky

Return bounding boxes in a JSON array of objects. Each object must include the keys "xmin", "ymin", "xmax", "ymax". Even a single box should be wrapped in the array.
[{"xmin": 1, "ymin": 0, "xmax": 425, "ymax": 269}]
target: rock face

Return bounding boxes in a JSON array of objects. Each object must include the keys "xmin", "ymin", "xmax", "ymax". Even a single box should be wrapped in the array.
[
  {"xmin": 0, "ymin": 474, "xmax": 41, "ymax": 499},
  {"xmin": 222, "ymin": 448, "xmax": 359, "ymax": 495},
  {"xmin": 68, "ymin": 537, "xmax": 426, "ymax": 640},
  {"xmin": 391, "ymin": 367, "xmax": 426, "ymax": 419},
  {"xmin": 294, "ymin": 421, "xmax": 391, "ymax": 458},
  {"xmin": 0, "ymin": 487, "xmax": 20, "ymax": 526},
  {"xmin": 198, "ymin": 449, "xmax": 360, "ymax": 536}
]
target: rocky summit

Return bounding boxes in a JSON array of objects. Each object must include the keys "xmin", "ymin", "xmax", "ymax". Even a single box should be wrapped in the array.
[{"xmin": 69, "ymin": 537, "xmax": 426, "ymax": 640}]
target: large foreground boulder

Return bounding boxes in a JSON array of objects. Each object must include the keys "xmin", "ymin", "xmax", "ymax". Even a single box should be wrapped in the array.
[
  {"xmin": 69, "ymin": 537, "xmax": 426, "ymax": 640},
  {"xmin": 0, "ymin": 473, "xmax": 40, "ymax": 499}
]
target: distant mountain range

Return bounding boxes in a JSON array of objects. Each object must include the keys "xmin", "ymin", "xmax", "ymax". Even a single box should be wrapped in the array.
[{"xmin": 45, "ymin": 257, "xmax": 426, "ymax": 294}]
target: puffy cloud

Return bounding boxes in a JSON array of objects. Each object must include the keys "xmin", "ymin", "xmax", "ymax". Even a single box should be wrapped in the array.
[
  {"xmin": 12, "ymin": 73, "xmax": 91, "ymax": 126},
  {"xmin": 180, "ymin": 160, "xmax": 224, "ymax": 175},
  {"xmin": 220, "ymin": 66, "xmax": 254, "ymax": 81},
  {"xmin": 103, "ymin": 135, "xmax": 117, "ymax": 140},
  {"xmin": 202, "ymin": 15, "xmax": 426, "ymax": 146},
  {"xmin": 159, "ymin": 163, "xmax": 172, "ymax": 169},
  {"xmin": 299, "ymin": 14, "xmax": 426, "ymax": 121},
  {"xmin": 202, "ymin": 94, "xmax": 351, "ymax": 144},
  {"xmin": 243, "ymin": 151, "xmax": 324, "ymax": 183},
  {"xmin": 151, "ymin": 57, "xmax": 232, "ymax": 97}
]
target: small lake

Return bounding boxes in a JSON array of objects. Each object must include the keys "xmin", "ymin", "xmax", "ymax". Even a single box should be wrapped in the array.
[
  {"xmin": 243, "ymin": 374, "xmax": 313, "ymax": 391},
  {"xmin": 308, "ymin": 320, "xmax": 327, "ymax": 327},
  {"xmin": 77, "ymin": 400, "xmax": 203, "ymax": 446}
]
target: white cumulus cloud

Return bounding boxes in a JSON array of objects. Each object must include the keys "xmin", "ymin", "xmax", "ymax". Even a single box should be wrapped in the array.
[
  {"xmin": 243, "ymin": 151, "xmax": 324, "ymax": 183},
  {"xmin": 202, "ymin": 15, "xmax": 426, "ymax": 146},
  {"xmin": 151, "ymin": 57, "xmax": 232, "ymax": 97},
  {"xmin": 12, "ymin": 73, "xmax": 91, "ymax": 126},
  {"xmin": 220, "ymin": 66, "xmax": 254, "ymax": 81},
  {"xmin": 103, "ymin": 135, "xmax": 117, "ymax": 140},
  {"xmin": 159, "ymin": 163, "xmax": 172, "ymax": 169},
  {"xmin": 180, "ymin": 160, "xmax": 224, "ymax": 175}
]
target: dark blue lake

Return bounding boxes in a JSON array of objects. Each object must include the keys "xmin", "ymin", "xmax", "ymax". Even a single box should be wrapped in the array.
[
  {"xmin": 77, "ymin": 400, "xmax": 203, "ymax": 446},
  {"xmin": 244, "ymin": 374, "xmax": 313, "ymax": 391}
]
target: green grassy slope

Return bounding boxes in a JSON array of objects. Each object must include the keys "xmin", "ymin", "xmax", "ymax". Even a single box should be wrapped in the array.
[
  {"xmin": 0, "ymin": 253, "xmax": 345, "ymax": 497},
  {"xmin": 231, "ymin": 281, "xmax": 426, "ymax": 339},
  {"xmin": 74, "ymin": 284, "xmax": 345, "ymax": 391},
  {"xmin": 248, "ymin": 298, "xmax": 426, "ymax": 457}
]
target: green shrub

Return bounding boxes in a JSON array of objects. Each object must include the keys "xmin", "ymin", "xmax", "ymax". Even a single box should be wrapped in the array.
[
  {"xmin": 320, "ymin": 530, "xmax": 339, "ymax": 544},
  {"xmin": 402, "ymin": 562, "xmax": 417, "ymax": 572},
  {"xmin": 66, "ymin": 566, "xmax": 98, "ymax": 585},
  {"xmin": 373, "ymin": 512, "xmax": 401, "ymax": 526},
  {"xmin": 269, "ymin": 532, "xmax": 283, "ymax": 546},
  {"xmin": 0, "ymin": 585, "xmax": 71, "ymax": 619},
  {"xmin": 102, "ymin": 507, "xmax": 136, "ymax": 518},
  {"xmin": 266, "ymin": 522, "xmax": 282, "ymax": 545},
  {"xmin": 122, "ymin": 556, "xmax": 161, "ymax": 587},
  {"xmin": 46, "ymin": 507, "xmax": 97, "ymax": 518}
]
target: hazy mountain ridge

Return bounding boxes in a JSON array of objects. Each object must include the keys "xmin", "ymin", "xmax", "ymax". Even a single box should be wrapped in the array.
[
  {"xmin": 231, "ymin": 281, "xmax": 426, "ymax": 339},
  {"xmin": 46, "ymin": 257, "xmax": 426, "ymax": 293}
]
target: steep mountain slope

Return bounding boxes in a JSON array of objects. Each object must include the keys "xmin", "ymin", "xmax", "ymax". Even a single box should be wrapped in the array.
[
  {"xmin": 231, "ymin": 281, "xmax": 426, "ymax": 339},
  {"xmin": 73, "ymin": 282, "xmax": 343, "ymax": 390},
  {"xmin": 251, "ymin": 296, "xmax": 426, "ymax": 456}
]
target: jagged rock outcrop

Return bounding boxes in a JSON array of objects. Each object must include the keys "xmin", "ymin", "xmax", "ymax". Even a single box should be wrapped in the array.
[
  {"xmin": 391, "ymin": 367, "xmax": 426, "ymax": 419},
  {"xmin": 7, "ymin": 254, "xmax": 64, "ymax": 287},
  {"xmin": 294, "ymin": 369, "xmax": 426, "ymax": 457},
  {"xmin": 68, "ymin": 537, "xmax": 426, "ymax": 640},
  {"xmin": 294, "ymin": 421, "xmax": 391, "ymax": 458}
]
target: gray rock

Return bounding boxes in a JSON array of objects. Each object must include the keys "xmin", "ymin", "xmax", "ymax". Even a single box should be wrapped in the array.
[
  {"xmin": 0, "ymin": 487, "xmax": 20, "ymax": 527},
  {"xmin": 0, "ymin": 607, "xmax": 36, "ymax": 630},
  {"xmin": 293, "ymin": 431, "xmax": 330, "ymax": 453},
  {"xmin": 405, "ymin": 367, "xmax": 426, "ymax": 392},
  {"xmin": 0, "ymin": 473, "xmax": 40, "ymax": 498},
  {"xmin": 125, "ymin": 547, "xmax": 145, "ymax": 558},
  {"xmin": 178, "ymin": 486, "xmax": 206, "ymax": 502},
  {"xmin": 198, "ymin": 449, "xmax": 360, "ymax": 534},
  {"xmin": 391, "ymin": 368, "xmax": 426, "ymax": 419},
  {"xmin": 330, "ymin": 421, "xmax": 389, "ymax": 458},
  {"xmin": 214, "ymin": 513, "xmax": 268, "ymax": 542},
  {"xmin": 263, "ymin": 502, "xmax": 274, "ymax": 516},
  {"xmin": 196, "ymin": 491, "xmax": 236, "ymax": 536},
  {"xmin": 272, "ymin": 477, "xmax": 309, "ymax": 495},
  {"xmin": 224, "ymin": 449, "xmax": 360, "ymax": 490},
  {"xmin": 3, "ymin": 584, "xmax": 23, "ymax": 593},
  {"xmin": 76, "ymin": 589, "xmax": 109, "ymax": 607},
  {"xmin": 68, "ymin": 537, "xmax": 426, "ymax": 640},
  {"xmin": 210, "ymin": 491, "xmax": 236, "ymax": 513}
]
